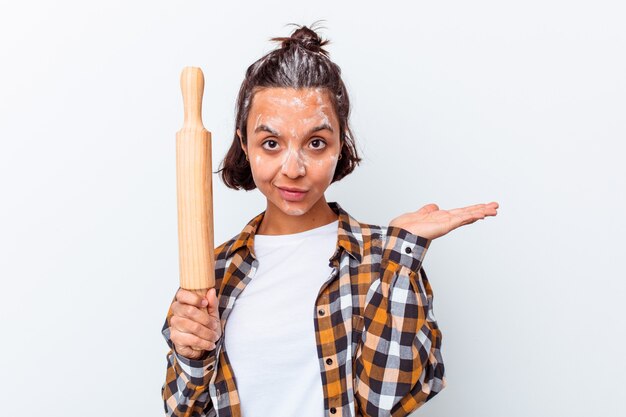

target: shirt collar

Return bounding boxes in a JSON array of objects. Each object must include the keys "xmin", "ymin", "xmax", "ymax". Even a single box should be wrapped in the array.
[{"xmin": 224, "ymin": 201, "xmax": 363, "ymax": 263}]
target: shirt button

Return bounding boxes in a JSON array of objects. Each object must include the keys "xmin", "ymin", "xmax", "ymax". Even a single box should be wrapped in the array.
[
  {"xmin": 405, "ymin": 246, "xmax": 412, "ymax": 254},
  {"xmin": 217, "ymin": 389, "xmax": 221, "ymax": 399},
  {"xmin": 318, "ymin": 309, "xmax": 325, "ymax": 316},
  {"xmin": 326, "ymin": 358, "xmax": 333, "ymax": 365},
  {"xmin": 208, "ymin": 364, "xmax": 214, "ymax": 371},
  {"xmin": 330, "ymin": 407, "xmax": 337, "ymax": 414}
]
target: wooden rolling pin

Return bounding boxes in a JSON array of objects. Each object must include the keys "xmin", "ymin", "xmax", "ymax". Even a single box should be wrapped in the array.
[{"xmin": 176, "ymin": 67, "xmax": 215, "ymax": 296}]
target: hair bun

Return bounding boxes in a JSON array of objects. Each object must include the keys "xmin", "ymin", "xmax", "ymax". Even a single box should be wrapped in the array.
[{"xmin": 270, "ymin": 23, "xmax": 330, "ymax": 56}]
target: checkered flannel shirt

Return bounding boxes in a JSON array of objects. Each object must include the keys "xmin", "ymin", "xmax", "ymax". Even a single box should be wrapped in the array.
[{"xmin": 161, "ymin": 201, "xmax": 446, "ymax": 416}]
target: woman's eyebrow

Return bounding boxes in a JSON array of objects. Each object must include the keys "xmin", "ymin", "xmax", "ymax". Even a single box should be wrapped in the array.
[
  {"xmin": 308, "ymin": 123, "xmax": 334, "ymax": 134},
  {"xmin": 254, "ymin": 124, "xmax": 280, "ymax": 135},
  {"xmin": 254, "ymin": 123, "xmax": 334, "ymax": 136}
]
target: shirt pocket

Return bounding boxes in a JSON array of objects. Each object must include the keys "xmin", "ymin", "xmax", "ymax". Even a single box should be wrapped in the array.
[{"xmin": 351, "ymin": 314, "xmax": 364, "ymax": 360}]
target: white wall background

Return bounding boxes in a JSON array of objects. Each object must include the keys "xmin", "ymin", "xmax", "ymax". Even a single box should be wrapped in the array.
[{"xmin": 1, "ymin": 1, "xmax": 624, "ymax": 416}]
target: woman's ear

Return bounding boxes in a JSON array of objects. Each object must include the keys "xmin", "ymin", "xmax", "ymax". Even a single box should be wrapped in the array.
[{"xmin": 236, "ymin": 129, "xmax": 247, "ymax": 156}]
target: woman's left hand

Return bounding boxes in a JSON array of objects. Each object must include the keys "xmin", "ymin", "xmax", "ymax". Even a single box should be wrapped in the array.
[{"xmin": 389, "ymin": 201, "xmax": 499, "ymax": 241}]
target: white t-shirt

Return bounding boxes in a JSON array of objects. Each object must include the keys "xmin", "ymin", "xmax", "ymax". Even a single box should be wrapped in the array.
[{"xmin": 223, "ymin": 219, "xmax": 339, "ymax": 417}]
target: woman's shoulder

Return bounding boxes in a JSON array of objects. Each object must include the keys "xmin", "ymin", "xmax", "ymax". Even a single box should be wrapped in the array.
[{"xmin": 213, "ymin": 233, "xmax": 244, "ymax": 260}]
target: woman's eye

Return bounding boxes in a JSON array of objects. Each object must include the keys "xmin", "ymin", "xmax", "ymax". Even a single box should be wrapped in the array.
[
  {"xmin": 262, "ymin": 139, "xmax": 279, "ymax": 150},
  {"xmin": 310, "ymin": 138, "xmax": 327, "ymax": 150}
]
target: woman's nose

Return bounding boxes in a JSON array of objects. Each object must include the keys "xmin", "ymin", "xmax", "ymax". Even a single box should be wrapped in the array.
[{"xmin": 281, "ymin": 148, "xmax": 306, "ymax": 178}]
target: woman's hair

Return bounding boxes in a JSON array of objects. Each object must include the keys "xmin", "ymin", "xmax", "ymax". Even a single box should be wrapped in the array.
[{"xmin": 217, "ymin": 21, "xmax": 362, "ymax": 190}]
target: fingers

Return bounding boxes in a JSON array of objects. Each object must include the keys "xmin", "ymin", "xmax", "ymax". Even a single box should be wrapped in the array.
[
  {"xmin": 171, "ymin": 288, "xmax": 222, "ymax": 353},
  {"xmin": 171, "ymin": 328, "xmax": 218, "ymax": 352},
  {"xmin": 415, "ymin": 203, "xmax": 439, "ymax": 214},
  {"xmin": 176, "ymin": 287, "xmax": 220, "ymax": 319},
  {"xmin": 449, "ymin": 202, "xmax": 498, "ymax": 219},
  {"xmin": 171, "ymin": 311, "xmax": 220, "ymax": 335},
  {"xmin": 463, "ymin": 209, "xmax": 489, "ymax": 225},
  {"xmin": 170, "ymin": 307, "xmax": 222, "ymax": 355},
  {"xmin": 453, "ymin": 203, "xmax": 487, "ymax": 213},
  {"xmin": 176, "ymin": 288, "xmax": 208, "ymax": 309},
  {"xmin": 415, "ymin": 202, "xmax": 498, "ymax": 222},
  {"xmin": 468, "ymin": 209, "xmax": 487, "ymax": 222},
  {"xmin": 176, "ymin": 346, "xmax": 207, "ymax": 360},
  {"xmin": 172, "ymin": 299, "xmax": 210, "ymax": 324},
  {"xmin": 170, "ymin": 316, "xmax": 221, "ymax": 343},
  {"xmin": 205, "ymin": 288, "xmax": 219, "ymax": 317}
]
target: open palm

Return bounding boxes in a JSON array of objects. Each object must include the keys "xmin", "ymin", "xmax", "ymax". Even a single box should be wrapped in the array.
[{"xmin": 389, "ymin": 202, "xmax": 499, "ymax": 241}]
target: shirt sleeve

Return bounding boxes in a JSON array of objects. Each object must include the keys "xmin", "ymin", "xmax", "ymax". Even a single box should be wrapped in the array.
[
  {"xmin": 354, "ymin": 226, "xmax": 446, "ymax": 417},
  {"xmin": 161, "ymin": 293, "xmax": 222, "ymax": 417}
]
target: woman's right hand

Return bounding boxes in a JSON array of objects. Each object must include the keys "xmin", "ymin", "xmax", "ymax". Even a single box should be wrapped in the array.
[{"xmin": 169, "ymin": 287, "xmax": 222, "ymax": 360}]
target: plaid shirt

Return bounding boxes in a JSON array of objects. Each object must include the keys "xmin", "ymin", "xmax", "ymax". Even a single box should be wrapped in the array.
[{"xmin": 161, "ymin": 201, "xmax": 446, "ymax": 417}]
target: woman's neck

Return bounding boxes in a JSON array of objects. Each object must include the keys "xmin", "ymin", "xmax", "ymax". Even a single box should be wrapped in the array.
[{"xmin": 256, "ymin": 198, "xmax": 337, "ymax": 236}]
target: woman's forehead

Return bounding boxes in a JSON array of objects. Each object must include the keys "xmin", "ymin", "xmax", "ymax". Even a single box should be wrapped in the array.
[
  {"xmin": 251, "ymin": 87, "xmax": 331, "ymax": 110},
  {"xmin": 249, "ymin": 87, "xmax": 337, "ymax": 128}
]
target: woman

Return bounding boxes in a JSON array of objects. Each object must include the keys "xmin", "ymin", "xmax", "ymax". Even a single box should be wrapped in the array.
[{"xmin": 161, "ymin": 23, "xmax": 498, "ymax": 417}]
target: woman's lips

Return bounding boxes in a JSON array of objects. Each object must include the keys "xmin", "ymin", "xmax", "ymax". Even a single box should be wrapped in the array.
[{"xmin": 278, "ymin": 187, "xmax": 308, "ymax": 201}]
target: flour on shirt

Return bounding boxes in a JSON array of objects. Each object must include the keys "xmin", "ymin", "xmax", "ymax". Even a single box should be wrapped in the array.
[{"xmin": 223, "ymin": 219, "xmax": 339, "ymax": 417}]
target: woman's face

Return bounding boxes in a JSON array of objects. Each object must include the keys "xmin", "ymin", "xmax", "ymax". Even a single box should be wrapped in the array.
[{"xmin": 237, "ymin": 87, "xmax": 342, "ymax": 216}]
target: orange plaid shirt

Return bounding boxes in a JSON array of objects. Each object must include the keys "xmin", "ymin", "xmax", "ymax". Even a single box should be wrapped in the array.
[{"xmin": 161, "ymin": 202, "xmax": 446, "ymax": 416}]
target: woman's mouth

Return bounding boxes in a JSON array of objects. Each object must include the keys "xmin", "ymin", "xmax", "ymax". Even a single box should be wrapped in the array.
[{"xmin": 277, "ymin": 187, "xmax": 308, "ymax": 201}]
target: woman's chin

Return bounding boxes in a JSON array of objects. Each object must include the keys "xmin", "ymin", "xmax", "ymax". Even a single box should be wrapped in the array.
[{"xmin": 279, "ymin": 202, "xmax": 308, "ymax": 216}]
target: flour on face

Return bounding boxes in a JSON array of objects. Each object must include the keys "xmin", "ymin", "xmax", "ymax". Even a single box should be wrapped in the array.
[{"xmin": 244, "ymin": 87, "xmax": 342, "ymax": 219}]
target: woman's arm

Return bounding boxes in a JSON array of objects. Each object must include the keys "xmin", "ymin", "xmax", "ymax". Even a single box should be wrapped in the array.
[
  {"xmin": 161, "ymin": 293, "xmax": 222, "ymax": 417},
  {"xmin": 354, "ymin": 226, "xmax": 445, "ymax": 416},
  {"xmin": 354, "ymin": 201, "xmax": 498, "ymax": 415}
]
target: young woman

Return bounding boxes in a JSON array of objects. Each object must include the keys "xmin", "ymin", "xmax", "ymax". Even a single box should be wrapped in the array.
[{"xmin": 161, "ymin": 23, "xmax": 498, "ymax": 417}]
